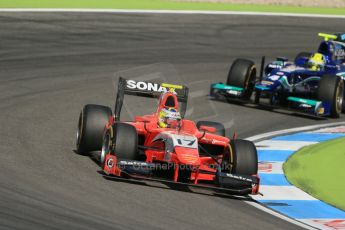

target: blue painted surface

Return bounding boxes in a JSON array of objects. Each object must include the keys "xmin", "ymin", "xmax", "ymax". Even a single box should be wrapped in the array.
[
  {"xmin": 257, "ymin": 129, "xmax": 345, "ymax": 224},
  {"xmin": 259, "ymin": 173, "xmax": 291, "ymax": 186},
  {"xmin": 272, "ymin": 132, "xmax": 345, "ymax": 142},
  {"xmin": 259, "ymin": 200, "xmax": 345, "ymax": 219},
  {"xmin": 257, "ymin": 150, "xmax": 294, "ymax": 162}
]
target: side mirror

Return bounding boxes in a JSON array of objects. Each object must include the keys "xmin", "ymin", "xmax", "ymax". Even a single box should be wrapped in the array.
[{"xmin": 199, "ymin": 125, "xmax": 217, "ymax": 133}]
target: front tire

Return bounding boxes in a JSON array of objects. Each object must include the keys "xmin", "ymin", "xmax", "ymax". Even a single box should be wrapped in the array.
[
  {"xmin": 112, "ymin": 123, "xmax": 138, "ymax": 160},
  {"xmin": 317, "ymin": 75, "xmax": 344, "ymax": 118},
  {"xmin": 100, "ymin": 123, "xmax": 138, "ymax": 165},
  {"xmin": 230, "ymin": 139, "xmax": 258, "ymax": 175},
  {"xmin": 76, "ymin": 104, "xmax": 112, "ymax": 154},
  {"xmin": 227, "ymin": 59, "xmax": 256, "ymax": 100},
  {"xmin": 100, "ymin": 129, "xmax": 112, "ymax": 166}
]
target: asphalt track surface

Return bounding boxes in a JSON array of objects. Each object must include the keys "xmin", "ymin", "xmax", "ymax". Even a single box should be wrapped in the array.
[{"xmin": 1, "ymin": 12, "xmax": 345, "ymax": 230}]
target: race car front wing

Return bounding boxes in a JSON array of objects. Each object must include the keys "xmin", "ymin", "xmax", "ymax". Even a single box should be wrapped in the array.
[
  {"xmin": 210, "ymin": 82, "xmax": 331, "ymax": 117},
  {"xmin": 103, "ymin": 154, "xmax": 260, "ymax": 195}
]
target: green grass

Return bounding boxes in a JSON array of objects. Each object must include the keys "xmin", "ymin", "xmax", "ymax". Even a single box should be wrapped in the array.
[
  {"xmin": 0, "ymin": 0, "xmax": 345, "ymax": 15},
  {"xmin": 284, "ymin": 137, "xmax": 345, "ymax": 211}
]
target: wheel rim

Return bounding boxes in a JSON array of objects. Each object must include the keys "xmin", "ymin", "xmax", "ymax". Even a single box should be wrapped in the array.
[
  {"xmin": 336, "ymin": 81, "xmax": 344, "ymax": 113},
  {"xmin": 100, "ymin": 132, "xmax": 110, "ymax": 165},
  {"xmin": 244, "ymin": 66, "xmax": 256, "ymax": 98},
  {"xmin": 245, "ymin": 67, "xmax": 254, "ymax": 88},
  {"xmin": 76, "ymin": 111, "xmax": 83, "ymax": 149}
]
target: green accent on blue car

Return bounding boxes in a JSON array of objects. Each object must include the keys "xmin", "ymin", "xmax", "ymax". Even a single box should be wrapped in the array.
[
  {"xmin": 279, "ymin": 76, "xmax": 291, "ymax": 89},
  {"xmin": 279, "ymin": 76, "xmax": 320, "ymax": 90},
  {"xmin": 255, "ymin": 85, "xmax": 271, "ymax": 90},
  {"xmin": 212, "ymin": 83, "xmax": 244, "ymax": 91},
  {"xmin": 337, "ymin": 73, "xmax": 345, "ymax": 78},
  {"xmin": 287, "ymin": 97, "xmax": 320, "ymax": 106},
  {"xmin": 272, "ymin": 61, "xmax": 284, "ymax": 66}
]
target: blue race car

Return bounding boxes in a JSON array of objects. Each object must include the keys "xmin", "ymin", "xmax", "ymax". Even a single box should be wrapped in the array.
[{"xmin": 210, "ymin": 33, "xmax": 345, "ymax": 118}]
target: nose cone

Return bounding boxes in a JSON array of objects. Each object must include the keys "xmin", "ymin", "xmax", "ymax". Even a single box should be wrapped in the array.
[
  {"xmin": 255, "ymin": 78, "xmax": 281, "ymax": 91},
  {"xmin": 175, "ymin": 147, "xmax": 200, "ymax": 165}
]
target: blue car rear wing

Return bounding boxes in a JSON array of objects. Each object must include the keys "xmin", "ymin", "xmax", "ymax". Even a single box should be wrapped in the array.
[{"xmin": 318, "ymin": 32, "xmax": 345, "ymax": 44}]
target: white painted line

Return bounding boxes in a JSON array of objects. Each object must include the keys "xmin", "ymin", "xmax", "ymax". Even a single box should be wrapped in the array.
[
  {"xmin": 259, "ymin": 162, "xmax": 284, "ymax": 174},
  {"xmin": 246, "ymin": 122, "xmax": 345, "ymax": 142},
  {"xmin": 0, "ymin": 8, "xmax": 345, "ymax": 19},
  {"xmin": 253, "ymin": 186, "xmax": 317, "ymax": 201},
  {"xmin": 256, "ymin": 140, "xmax": 317, "ymax": 151}
]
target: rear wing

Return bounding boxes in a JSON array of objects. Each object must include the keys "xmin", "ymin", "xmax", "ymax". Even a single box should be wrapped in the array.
[
  {"xmin": 318, "ymin": 32, "xmax": 345, "ymax": 43},
  {"xmin": 114, "ymin": 77, "xmax": 189, "ymax": 121}
]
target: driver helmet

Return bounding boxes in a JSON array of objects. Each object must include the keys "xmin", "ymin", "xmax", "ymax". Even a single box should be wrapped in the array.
[
  {"xmin": 158, "ymin": 107, "xmax": 181, "ymax": 128},
  {"xmin": 307, "ymin": 53, "xmax": 326, "ymax": 71}
]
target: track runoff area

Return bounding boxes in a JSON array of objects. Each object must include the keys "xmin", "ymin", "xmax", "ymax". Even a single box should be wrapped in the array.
[
  {"xmin": 247, "ymin": 123, "xmax": 345, "ymax": 230},
  {"xmin": 1, "ymin": 7, "xmax": 345, "ymax": 230}
]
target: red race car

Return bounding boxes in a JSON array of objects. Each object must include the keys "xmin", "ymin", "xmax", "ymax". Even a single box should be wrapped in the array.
[{"xmin": 76, "ymin": 78, "xmax": 260, "ymax": 195}]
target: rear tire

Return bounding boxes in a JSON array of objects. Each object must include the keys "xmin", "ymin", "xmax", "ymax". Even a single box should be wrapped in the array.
[
  {"xmin": 317, "ymin": 75, "xmax": 344, "ymax": 118},
  {"xmin": 227, "ymin": 59, "xmax": 256, "ymax": 100},
  {"xmin": 76, "ymin": 104, "xmax": 112, "ymax": 154},
  {"xmin": 230, "ymin": 139, "xmax": 258, "ymax": 175},
  {"xmin": 196, "ymin": 121, "xmax": 225, "ymax": 137}
]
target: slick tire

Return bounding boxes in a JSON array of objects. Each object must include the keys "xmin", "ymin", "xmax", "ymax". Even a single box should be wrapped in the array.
[
  {"xmin": 76, "ymin": 104, "xmax": 112, "ymax": 155},
  {"xmin": 227, "ymin": 59, "xmax": 256, "ymax": 100},
  {"xmin": 230, "ymin": 139, "xmax": 258, "ymax": 175},
  {"xmin": 112, "ymin": 123, "xmax": 138, "ymax": 160},
  {"xmin": 100, "ymin": 129, "xmax": 112, "ymax": 166},
  {"xmin": 317, "ymin": 75, "xmax": 344, "ymax": 118},
  {"xmin": 196, "ymin": 121, "xmax": 225, "ymax": 137}
]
